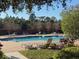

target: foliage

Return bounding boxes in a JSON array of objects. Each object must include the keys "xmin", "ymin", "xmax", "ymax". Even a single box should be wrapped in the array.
[
  {"xmin": 20, "ymin": 46, "xmax": 79, "ymax": 59},
  {"xmin": 29, "ymin": 13, "xmax": 36, "ymax": 21},
  {"xmin": 53, "ymin": 47, "xmax": 79, "ymax": 59},
  {"xmin": 0, "ymin": 51, "xmax": 8, "ymax": 59},
  {"xmin": 0, "ymin": 0, "xmax": 70, "ymax": 13},
  {"xmin": 64, "ymin": 42, "xmax": 74, "ymax": 48},
  {"xmin": 61, "ymin": 7, "xmax": 79, "ymax": 39},
  {"xmin": 0, "ymin": 51, "xmax": 3, "ymax": 58},
  {"xmin": 20, "ymin": 49, "xmax": 58, "ymax": 59},
  {"xmin": 0, "ymin": 16, "xmax": 59, "ymax": 35}
]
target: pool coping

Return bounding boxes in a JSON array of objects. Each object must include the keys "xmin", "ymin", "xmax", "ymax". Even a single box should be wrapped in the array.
[{"xmin": 0, "ymin": 34, "xmax": 64, "ymax": 40}]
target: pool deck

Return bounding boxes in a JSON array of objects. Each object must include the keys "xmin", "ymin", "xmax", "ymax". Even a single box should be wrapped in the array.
[
  {"xmin": 1, "ymin": 41, "xmax": 47, "ymax": 52},
  {"xmin": 0, "ymin": 34, "xmax": 64, "ymax": 39},
  {"xmin": 0, "ymin": 34, "xmax": 64, "ymax": 52},
  {"xmin": 1, "ymin": 41, "xmax": 46, "ymax": 59},
  {"xmin": 0, "ymin": 34, "xmax": 79, "ymax": 59}
]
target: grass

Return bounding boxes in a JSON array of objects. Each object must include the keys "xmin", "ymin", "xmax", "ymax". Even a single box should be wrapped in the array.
[{"xmin": 20, "ymin": 49, "xmax": 59, "ymax": 59}]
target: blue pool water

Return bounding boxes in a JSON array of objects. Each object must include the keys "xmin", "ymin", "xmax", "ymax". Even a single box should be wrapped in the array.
[{"xmin": 0, "ymin": 36, "xmax": 64, "ymax": 42}]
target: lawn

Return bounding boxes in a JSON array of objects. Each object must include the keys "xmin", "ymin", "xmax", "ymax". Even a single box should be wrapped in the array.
[{"xmin": 20, "ymin": 49, "xmax": 59, "ymax": 59}]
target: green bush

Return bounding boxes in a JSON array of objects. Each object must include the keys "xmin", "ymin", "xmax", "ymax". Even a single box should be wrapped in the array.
[
  {"xmin": 64, "ymin": 43, "xmax": 74, "ymax": 48},
  {"xmin": 0, "ymin": 51, "xmax": 4, "ymax": 58},
  {"xmin": 53, "ymin": 47, "xmax": 79, "ymax": 59},
  {"xmin": 0, "ymin": 51, "xmax": 8, "ymax": 59}
]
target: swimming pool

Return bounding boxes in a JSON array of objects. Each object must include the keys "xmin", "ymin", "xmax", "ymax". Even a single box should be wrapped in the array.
[{"xmin": 0, "ymin": 36, "xmax": 64, "ymax": 42}]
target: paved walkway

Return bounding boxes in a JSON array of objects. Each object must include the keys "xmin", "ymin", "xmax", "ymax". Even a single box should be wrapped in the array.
[
  {"xmin": 1, "ymin": 42, "xmax": 25, "ymax": 52},
  {"xmin": 5, "ymin": 52, "xmax": 28, "ymax": 59}
]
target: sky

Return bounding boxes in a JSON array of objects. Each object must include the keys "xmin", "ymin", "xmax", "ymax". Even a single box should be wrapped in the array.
[{"xmin": 0, "ymin": 0, "xmax": 79, "ymax": 20}]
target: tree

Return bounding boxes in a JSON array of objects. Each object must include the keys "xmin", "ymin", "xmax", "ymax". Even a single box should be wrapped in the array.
[
  {"xmin": 0, "ymin": 0, "xmax": 70, "ymax": 13},
  {"xmin": 61, "ymin": 7, "xmax": 79, "ymax": 39},
  {"xmin": 44, "ymin": 17, "xmax": 55, "ymax": 33},
  {"xmin": 1, "ymin": 16, "xmax": 21, "ymax": 35},
  {"xmin": 29, "ymin": 13, "xmax": 36, "ymax": 21},
  {"xmin": 0, "ymin": 19, "xmax": 3, "ymax": 29}
]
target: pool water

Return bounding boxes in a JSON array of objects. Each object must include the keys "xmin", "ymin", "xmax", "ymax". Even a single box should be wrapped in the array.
[{"xmin": 0, "ymin": 36, "xmax": 64, "ymax": 42}]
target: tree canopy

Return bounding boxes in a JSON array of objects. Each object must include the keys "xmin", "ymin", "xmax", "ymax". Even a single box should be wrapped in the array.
[
  {"xmin": 61, "ymin": 6, "xmax": 79, "ymax": 39},
  {"xmin": 0, "ymin": 0, "xmax": 70, "ymax": 13},
  {"xmin": 0, "ymin": 16, "xmax": 61, "ymax": 35}
]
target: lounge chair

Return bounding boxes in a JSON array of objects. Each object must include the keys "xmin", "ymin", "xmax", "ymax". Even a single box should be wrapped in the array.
[
  {"xmin": 39, "ymin": 38, "xmax": 53, "ymax": 49},
  {"xmin": 24, "ymin": 38, "xmax": 53, "ymax": 50},
  {"xmin": 24, "ymin": 43, "xmax": 39, "ymax": 50},
  {"xmin": 47, "ymin": 38, "xmax": 53, "ymax": 45},
  {"xmin": 28, "ymin": 44, "xmax": 38, "ymax": 50}
]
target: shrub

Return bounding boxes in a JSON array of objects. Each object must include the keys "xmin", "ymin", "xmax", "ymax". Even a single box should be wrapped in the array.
[
  {"xmin": 0, "ymin": 51, "xmax": 8, "ymax": 59},
  {"xmin": 64, "ymin": 43, "xmax": 74, "ymax": 48},
  {"xmin": 0, "ymin": 51, "xmax": 3, "ymax": 58},
  {"xmin": 52, "ymin": 47, "xmax": 79, "ymax": 59}
]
